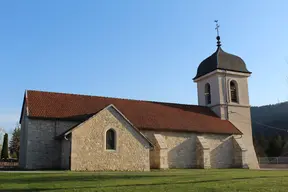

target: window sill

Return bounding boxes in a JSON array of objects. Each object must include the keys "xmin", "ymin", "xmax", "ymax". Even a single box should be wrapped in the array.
[{"xmin": 105, "ymin": 149, "xmax": 117, "ymax": 152}]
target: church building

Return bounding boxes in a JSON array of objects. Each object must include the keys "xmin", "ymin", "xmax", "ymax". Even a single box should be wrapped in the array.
[{"xmin": 19, "ymin": 34, "xmax": 259, "ymax": 171}]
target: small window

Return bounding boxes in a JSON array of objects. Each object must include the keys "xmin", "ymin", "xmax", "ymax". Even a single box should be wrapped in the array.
[
  {"xmin": 106, "ymin": 129, "xmax": 116, "ymax": 150},
  {"xmin": 230, "ymin": 81, "xmax": 238, "ymax": 103},
  {"xmin": 205, "ymin": 83, "xmax": 211, "ymax": 105}
]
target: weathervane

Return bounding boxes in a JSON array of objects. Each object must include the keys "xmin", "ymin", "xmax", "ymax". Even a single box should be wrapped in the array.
[{"xmin": 214, "ymin": 20, "xmax": 221, "ymax": 47}]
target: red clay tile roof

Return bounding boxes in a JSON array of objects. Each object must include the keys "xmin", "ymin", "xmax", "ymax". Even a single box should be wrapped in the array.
[{"xmin": 22, "ymin": 90, "xmax": 241, "ymax": 135}]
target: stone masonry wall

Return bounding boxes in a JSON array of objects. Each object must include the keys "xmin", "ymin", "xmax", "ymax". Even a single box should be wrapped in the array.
[
  {"xmin": 203, "ymin": 134, "xmax": 234, "ymax": 168},
  {"xmin": 70, "ymin": 106, "xmax": 150, "ymax": 171},
  {"xmin": 145, "ymin": 133, "xmax": 168, "ymax": 169},
  {"xmin": 142, "ymin": 132, "xmax": 161, "ymax": 168},
  {"xmin": 24, "ymin": 119, "xmax": 78, "ymax": 169},
  {"xmin": 61, "ymin": 138, "xmax": 71, "ymax": 170},
  {"xmin": 196, "ymin": 138, "xmax": 204, "ymax": 168},
  {"xmin": 21, "ymin": 106, "xmax": 239, "ymax": 170},
  {"xmin": 196, "ymin": 136, "xmax": 211, "ymax": 169},
  {"xmin": 228, "ymin": 106, "xmax": 260, "ymax": 169},
  {"xmin": 141, "ymin": 130, "xmax": 234, "ymax": 168},
  {"xmin": 19, "ymin": 103, "xmax": 28, "ymax": 169},
  {"xmin": 233, "ymin": 135, "xmax": 248, "ymax": 168},
  {"xmin": 142, "ymin": 131, "xmax": 234, "ymax": 169}
]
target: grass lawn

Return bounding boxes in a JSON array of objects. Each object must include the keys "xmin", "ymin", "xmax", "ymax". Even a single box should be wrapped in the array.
[{"xmin": 0, "ymin": 169, "xmax": 288, "ymax": 192}]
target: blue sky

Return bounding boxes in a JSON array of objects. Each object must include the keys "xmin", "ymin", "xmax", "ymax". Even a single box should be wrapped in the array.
[{"xmin": 0, "ymin": 0, "xmax": 288, "ymax": 133}]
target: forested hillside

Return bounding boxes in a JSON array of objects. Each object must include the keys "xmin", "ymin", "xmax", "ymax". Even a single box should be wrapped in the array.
[{"xmin": 251, "ymin": 102, "xmax": 288, "ymax": 157}]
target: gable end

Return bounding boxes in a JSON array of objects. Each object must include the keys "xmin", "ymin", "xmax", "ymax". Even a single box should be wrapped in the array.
[{"xmin": 57, "ymin": 104, "xmax": 154, "ymax": 148}]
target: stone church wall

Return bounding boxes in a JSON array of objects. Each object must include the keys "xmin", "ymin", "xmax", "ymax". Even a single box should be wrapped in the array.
[
  {"xmin": 20, "ymin": 117, "xmax": 78, "ymax": 169},
  {"xmin": 20, "ymin": 107, "xmax": 240, "ymax": 170},
  {"xmin": 61, "ymin": 138, "xmax": 71, "ymax": 170},
  {"xmin": 70, "ymin": 106, "xmax": 150, "ymax": 171},
  {"xmin": 142, "ymin": 131, "xmax": 234, "ymax": 169},
  {"xmin": 228, "ymin": 106, "xmax": 259, "ymax": 169},
  {"xmin": 203, "ymin": 134, "xmax": 234, "ymax": 168},
  {"xmin": 19, "ymin": 103, "xmax": 28, "ymax": 169}
]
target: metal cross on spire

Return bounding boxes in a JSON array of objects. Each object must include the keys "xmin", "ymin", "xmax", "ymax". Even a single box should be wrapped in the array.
[
  {"xmin": 214, "ymin": 20, "xmax": 221, "ymax": 47},
  {"xmin": 215, "ymin": 20, "xmax": 220, "ymax": 36}
]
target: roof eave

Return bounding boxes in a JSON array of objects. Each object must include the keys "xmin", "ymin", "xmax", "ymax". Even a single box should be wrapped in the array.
[
  {"xmin": 217, "ymin": 68, "xmax": 252, "ymax": 75},
  {"xmin": 139, "ymin": 126, "xmax": 242, "ymax": 135},
  {"xmin": 193, "ymin": 69, "xmax": 252, "ymax": 82}
]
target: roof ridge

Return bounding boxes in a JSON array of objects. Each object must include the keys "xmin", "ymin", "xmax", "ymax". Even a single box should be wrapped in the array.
[{"xmin": 26, "ymin": 89, "xmax": 204, "ymax": 108}]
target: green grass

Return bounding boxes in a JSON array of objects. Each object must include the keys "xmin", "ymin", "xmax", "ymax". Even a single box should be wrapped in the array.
[{"xmin": 0, "ymin": 169, "xmax": 288, "ymax": 192}]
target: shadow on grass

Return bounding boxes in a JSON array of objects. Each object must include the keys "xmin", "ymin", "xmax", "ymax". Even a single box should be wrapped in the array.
[
  {"xmin": 0, "ymin": 174, "xmax": 186, "ymax": 184},
  {"xmin": 0, "ymin": 189, "xmax": 54, "ymax": 192},
  {"xmin": 0, "ymin": 175, "xmax": 287, "ymax": 191},
  {"xmin": 0, "ymin": 187, "xmax": 107, "ymax": 192},
  {"xmin": 103, "ymin": 175, "xmax": 288, "ymax": 188},
  {"xmin": 0, "ymin": 171, "xmax": 224, "ymax": 184}
]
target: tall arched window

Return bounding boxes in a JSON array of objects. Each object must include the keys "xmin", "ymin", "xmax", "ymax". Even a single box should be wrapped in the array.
[
  {"xmin": 205, "ymin": 83, "xmax": 211, "ymax": 105},
  {"xmin": 106, "ymin": 129, "xmax": 116, "ymax": 150},
  {"xmin": 230, "ymin": 81, "xmax": 238, "ymax": 103}
]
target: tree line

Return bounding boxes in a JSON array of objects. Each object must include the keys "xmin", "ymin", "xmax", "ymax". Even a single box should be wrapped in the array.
[
  {"xmin": 253, "ymin": 133, "xmax": 288, "ymax": 157},
  {"xmin": 251, "ymin": 101, "xmax": 288, "ymax": 157},
  {"xmin": 0, "ymin": 125, "xmax": 20, "ymax": 160}
]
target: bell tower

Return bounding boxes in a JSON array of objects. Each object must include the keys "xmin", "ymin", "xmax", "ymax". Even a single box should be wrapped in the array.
[{"xmin": 193, "ymin": 21, "xmax": 259, "ymax": 169}]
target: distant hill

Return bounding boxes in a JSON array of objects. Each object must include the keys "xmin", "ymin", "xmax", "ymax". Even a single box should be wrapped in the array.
[
  {"xmin": 251, "ymin": 101, "xmax": 288, "ymax": 157},
  {"xmin": 251, "ymin": 101, "xmax": 288, "ymax": 136}
]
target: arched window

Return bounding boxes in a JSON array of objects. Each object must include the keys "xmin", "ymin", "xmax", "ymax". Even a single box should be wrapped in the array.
[
  {"xmin": 230, "ymin": 81, "xmax": 238, "ymax": 103},
  {"xmin": 205, "ymin": 83, "xmax": 211, "ymax": 105},
  {"xmin": 106, "ymin": 129, "xmax": 116, "ymax": 150}
]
